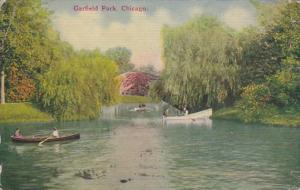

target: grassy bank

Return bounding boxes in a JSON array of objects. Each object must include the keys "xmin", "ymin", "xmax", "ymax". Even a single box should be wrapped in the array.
[
  {"xmin": 213, "ymin": 107, "xmax": 300, "ymax": 127},
  {"xmin": 0, "ymin": 103, "xmax": 54, "ymax": 123},
  {"xmin": 118, "ymin": 95, "xmax": 157, "ymax": 104}
]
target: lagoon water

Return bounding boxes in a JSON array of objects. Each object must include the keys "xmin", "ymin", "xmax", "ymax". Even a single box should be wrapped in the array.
[{"xmin": 0, "ymin": 103, "xmax": 300, "ymax": 190}]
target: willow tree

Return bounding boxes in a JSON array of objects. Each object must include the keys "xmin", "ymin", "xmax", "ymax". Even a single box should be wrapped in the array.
[
  {"xmin": 39, "ymin": 50, "xmax": 119, "ymax": 121},
  {"xmin": 159, "ymin": 16, "xmax": 240, "ymax": 111}
]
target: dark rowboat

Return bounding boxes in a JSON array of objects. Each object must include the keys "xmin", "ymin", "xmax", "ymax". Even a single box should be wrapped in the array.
[{"xmin": 11, "ymin": 133, "xmax": 80, "ymax": 143}]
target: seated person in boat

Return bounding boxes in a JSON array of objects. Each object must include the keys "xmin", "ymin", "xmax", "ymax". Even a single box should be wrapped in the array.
[
  {"xmin": 183, "ymin": 107, "xmax": 189, "ymax": 116},
  {"xmin": 14, "ymin": 128, "xmax": 23, "ymax": 138},
  {"xmin": 52, "ymin": 128, "xmax": 59, "ymax": 138},
  {"xmin": 163, "ymin": 108, "xmax": 169, "ymax": 117}
]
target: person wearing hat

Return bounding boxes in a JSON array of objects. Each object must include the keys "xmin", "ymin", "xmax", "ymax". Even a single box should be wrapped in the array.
[{"xmin": 52, "ymin": 128, "xmax": 59, "ymax": 138}]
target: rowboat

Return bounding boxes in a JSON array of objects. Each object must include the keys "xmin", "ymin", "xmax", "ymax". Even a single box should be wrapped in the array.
[
  {"xmin": 11, "ymin": 133, "xmax": 80, "ymax": 143},
  {"xmin": 133, "ymin": 107, "xmax": 146, "ymax": 111},
  {"xmin": 163, "ymin": 108, "xmax": 212, "ymax": 121}
]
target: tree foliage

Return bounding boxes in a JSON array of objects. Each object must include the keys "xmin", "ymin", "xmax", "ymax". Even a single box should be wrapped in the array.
[
  {"xmin": 38, "ymin": 50, "xmax": 119, "ymax": 120},
  {"xmin": 238, "ymin": 84, "xmax": 271, "ymax": 122},
  {"xmin": 0, "ymin": 0, "xmax": 73, "ymax": 102},
  {"xmin": 153, "ymin": 1, "xmax": 299, "ymax": 121},
  {"xmin": 237, "ymin": 27, "xmax": 282, "ymax": 86},
  {"xmin": 105, "ymin": 47, "xmax": 134, "ymax": 73},
  {"xmin": 238, "ymin": 1, "xmax": 300, "ymax": 119},
  {"xmin": 1, "ymin": 0, "xmax": 121, "ymax": 120},
  {"xmin": 156, "ymin": 16, "xmax": 240, "ymax": 111},
  {"xmin": 6, "ymin": 63, "xmax": 35, "ymax": 102}
]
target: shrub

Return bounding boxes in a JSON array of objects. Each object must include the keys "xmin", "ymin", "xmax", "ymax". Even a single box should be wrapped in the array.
[{"xmin": 238, "ymin": 84, "xmax": 271, "ymax": 122}]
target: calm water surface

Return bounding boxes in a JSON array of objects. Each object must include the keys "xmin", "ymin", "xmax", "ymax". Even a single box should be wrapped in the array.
[{"xmin": 0, "ymin": 103, "xmax": 299, "ymax": 190}]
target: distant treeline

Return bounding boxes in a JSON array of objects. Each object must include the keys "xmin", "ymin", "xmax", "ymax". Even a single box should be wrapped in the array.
[{"xmin": 151, "ymin": 1, "xmax": 300, "ymax": 122}]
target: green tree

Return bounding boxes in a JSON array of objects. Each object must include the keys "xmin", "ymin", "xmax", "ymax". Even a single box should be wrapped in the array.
[
  {"xmin": 105, "ymin": 47, "xmax": 134, "ymax": 73},
  {"xmin": 252, "ymin": 1, "xmax": 300, "ymax": 108},
  {"xmin": 0, "ymin": 0, "xmax": 72, "ymax": 103},
  {"xmin": 237, "ymin": 1, "xmax": 300, "ymax": 120},
  {"xmin": 39, "ymin": 50, "xmax": 119, "ymax": 120},
  {"xmin": 238, "ymin": 83, "xmax": 272, "ymax": 122},
  {"xmin": 237, "ymin": 27, "xmax": 282, "ymax": 86},
  {"xmin": 157, "ymin": 16, "xmax": 240, "ymax": 111}
]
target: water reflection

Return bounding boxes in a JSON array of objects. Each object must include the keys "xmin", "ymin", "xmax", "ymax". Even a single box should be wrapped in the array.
[
  {"xmin": 0, "ymin": 104, "xmax": 300, "ymax": 189},
  {"xmin": 164, "ymin": 118, "xmax": 213, "ymax": 128},
  {"xmin": 35, "ymin": 112, "xmax": 172, "ymax": 190},
  {"xmin": 101, "ymin": 123, "xmax": 171, "ymax": 190}
]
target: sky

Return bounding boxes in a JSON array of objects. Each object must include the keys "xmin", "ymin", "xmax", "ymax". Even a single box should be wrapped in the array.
[{"xmin": 42, "ymin": 0, "xmax": 275, "ymax": 70}]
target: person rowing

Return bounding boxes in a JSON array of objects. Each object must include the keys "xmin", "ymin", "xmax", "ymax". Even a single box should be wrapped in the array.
[
  {"xmin": 52, "ymin": 127, "xmax": 59, "ymax": 138},
  {"xmin": 38, "ymin": 127, "xmax": 59, "ymax": 146}
]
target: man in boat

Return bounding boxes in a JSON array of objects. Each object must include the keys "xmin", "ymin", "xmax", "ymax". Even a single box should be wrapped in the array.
[
  {"xmin": 14, "ymin": 128, "xmax": 23, "ymax": 138},
  {"xmin": 52, "ymin": 128, "xmax": 59, "ymax": 138}
]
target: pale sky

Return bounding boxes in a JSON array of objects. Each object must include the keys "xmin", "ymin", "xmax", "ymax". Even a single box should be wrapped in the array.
[{"xmin": 42, "ymin": 0, "xmax": 275, "ymax": 70}]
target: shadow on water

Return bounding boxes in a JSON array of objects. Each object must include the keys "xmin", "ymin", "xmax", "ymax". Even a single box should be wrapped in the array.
[{"xmin": 0, "ymin": 103, "xmax": 300, "ymax": 189}]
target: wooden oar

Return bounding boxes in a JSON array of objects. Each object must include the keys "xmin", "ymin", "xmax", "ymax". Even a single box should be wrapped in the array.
[{"xmin": 38, "ymin": 136, "xmax": 52, "ymax": 146}]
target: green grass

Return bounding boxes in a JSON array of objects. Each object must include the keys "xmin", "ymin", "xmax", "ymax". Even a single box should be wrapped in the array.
[
  {"xmin": 0, "ymin": 103, "xmax": 54, "ymax": 123},
  {"xmin": 260, "ymin": 111, "xmax": 300, "ymax": 127},
  {"xmin": 213, "ymin": 107, "xmax": 300, "ymax": 127},
  {"xmin": 118, "ymin": 95, "xmax": 158, "ymax": 103},
  {"xmin": 213, "ymin": 107, "xmax": 243, "ymax": 122}
]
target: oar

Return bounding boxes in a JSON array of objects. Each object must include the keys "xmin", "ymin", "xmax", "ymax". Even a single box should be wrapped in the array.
[{"xmin": 38, "ymin": 136, "xmax": 52, "ymax": 146}]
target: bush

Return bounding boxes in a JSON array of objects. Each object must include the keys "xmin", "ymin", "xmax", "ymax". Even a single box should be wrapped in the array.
[
  {"xmin": 238, "ymin": 84, "xmax": 271, "ymax": 122},
  {"xmin": 268, "ymin": 59, "xmax": 300, "ymax": 107}
]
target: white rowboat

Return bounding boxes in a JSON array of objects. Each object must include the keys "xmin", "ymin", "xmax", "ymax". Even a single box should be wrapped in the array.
[{"xmin": 163, "ymin": 108, "xmax": 212, "ymax": 121}]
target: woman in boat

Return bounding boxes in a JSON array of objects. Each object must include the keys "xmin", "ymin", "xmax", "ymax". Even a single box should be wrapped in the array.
[
  {"xmin": 52, "ymin": 128, "xmax": 59, "ymax": 138},
  {"xmin": 14, "ymin": 128, "xmax": 23, "ymax": 138}
]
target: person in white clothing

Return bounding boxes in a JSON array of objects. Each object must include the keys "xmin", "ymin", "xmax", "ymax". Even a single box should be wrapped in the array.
[
  {"xmin": 183, "ymin": 107, "xmax": 188, "ymax": 116},
  {"xmin": 52, "ymin": 128, "xmax": 59, "ymax": 138}
]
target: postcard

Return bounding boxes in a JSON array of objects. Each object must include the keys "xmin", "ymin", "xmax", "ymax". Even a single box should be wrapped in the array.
[{"xmin": 0, "ymin": 0, "xmax": 299, "ymax": 189}]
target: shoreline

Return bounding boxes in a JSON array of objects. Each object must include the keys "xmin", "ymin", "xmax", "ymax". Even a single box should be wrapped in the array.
[
  {"xmin": 0, "ymin": 96, "xmax": 155, "ymax": 124},
  {"xmin": 1, "ymin": 101, "xmax": 299, "ymax": 127},
  {"xmin": 213, "ymin": 107, "xmax": 300, "ymax": 127},
  {"xmin": 0, "ymin": 103, "xmax": 54, "ymax": 124}
]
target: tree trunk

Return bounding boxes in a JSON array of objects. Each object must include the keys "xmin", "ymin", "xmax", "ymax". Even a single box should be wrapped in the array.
[{"xmin": 0, "ymin": 71, "xmax": 5, "ymax": 104}]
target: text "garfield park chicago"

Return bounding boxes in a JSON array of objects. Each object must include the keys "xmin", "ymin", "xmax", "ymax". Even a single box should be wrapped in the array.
[{"xmin": 74, "ymin": 5, "xmax": 148, "ymax": 12}]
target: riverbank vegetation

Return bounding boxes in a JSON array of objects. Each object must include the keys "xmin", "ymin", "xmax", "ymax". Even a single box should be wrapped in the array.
[
  {"xmin": 0, "ymin": 103, "xmax": 53, "ymax": 123},
  {"xmin": 0, "ymin": 0, "xmax": 120, "ymax": 121},
  {"xmin": 213, "ymin": 106, "xmax": 300, "ymax": 127},
  {"xmin": 151, "ymin": 1, "xmax": 300, "ymax": 126}
]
